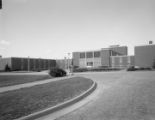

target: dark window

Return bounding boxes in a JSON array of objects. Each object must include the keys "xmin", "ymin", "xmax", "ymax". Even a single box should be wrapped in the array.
[
  {"xmin": 80, "ymin": 52, "xmax": 85, "ymax": 58},
  {"xmin": 86, "ymin": 52, "xmax": 93, "ymax": 58},
  {"xmin": 87, "ymin": 62, "xmax": 93, "ymax": 66},
  {"xmin": 94, "ymin": 51, "xmax": 100, "ymax": 57}
]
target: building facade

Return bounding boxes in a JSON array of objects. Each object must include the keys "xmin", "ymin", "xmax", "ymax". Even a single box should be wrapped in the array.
[
  {"xmin": 110, "ymin": 55, "xmax": 135, "ymax": 68},
  {"xmin": 135, "ymin": 44, "xmax": 155, "ymax": 68},
  {"xmin": 72, "ymin": 45, "xmax": 128, "ymax": 68},
  {"xmin": 1, "ymin": 43, "xmax": 154, "ymax": 71},
  {"xmin": 73, "ymin": 43, "xmax": 155, "ymax": 69},
  {"xmin": 0, "ymin": 57, "xmax": 56, "ymax": 71}
]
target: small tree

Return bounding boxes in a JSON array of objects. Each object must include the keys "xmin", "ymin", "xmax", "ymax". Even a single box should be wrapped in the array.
[
  {"xmin": 49, "ymin": 67, "xmax": 66, "ymax": 77},
  {"xmin": 5, "ymin": 64, "xmax": 11, "ymax": 72}
]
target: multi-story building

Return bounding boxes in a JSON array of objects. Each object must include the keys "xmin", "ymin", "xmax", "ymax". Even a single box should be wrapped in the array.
[
  {"xmin": 110, "ymin": 55, "xmax": 135, "ymax": 68},
  {"xmin": 72, "ymin": 45, "xmax": 128, "ymax": 68},
  {"xmin": 135, "ymin": 44, "xmax": 155, "ymax": 68},
  {"xmin": 1, "ymin": 43, "xmax": 154, "ymax": 72},
  {"xmin": 73, "ymin": 43, "xmax": 155, "ymax": 69},
  {"xmin": 0, "ymin": 57, "xmax": 56, "ymax": 71}
]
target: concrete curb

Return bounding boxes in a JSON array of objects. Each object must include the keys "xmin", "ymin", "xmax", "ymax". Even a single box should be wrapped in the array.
[{"xmin": 16, "ymin": 80, "xmax": 97, "ymax": 120}]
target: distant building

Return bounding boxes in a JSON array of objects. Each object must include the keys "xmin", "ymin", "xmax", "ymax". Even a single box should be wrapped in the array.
[
  {"xmin": 110, "ymin": 55, "xmax": 135, "ymax": 69},
  {"xmin": 0, "ymin": 57, "xmax": 56, "ymax": 71},
  {"xmin": 72, "ymin": 45, "xmax": 128, "ymax": 68},
  {"xmin": 135, "ymin": 44, "xmax": 155, "ymax": 68},
  {"xmin": 1, "ymin": 43, "xmax": 155, "ymax": 71},
  {"xmin": 73, "ymin": 43, "xmax": 155, "ymax": 69}
]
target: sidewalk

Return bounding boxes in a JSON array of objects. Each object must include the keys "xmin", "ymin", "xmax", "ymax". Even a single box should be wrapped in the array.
[{"xmin": 0, "ymin": 76, "xmax": 74, "ymax": 93}]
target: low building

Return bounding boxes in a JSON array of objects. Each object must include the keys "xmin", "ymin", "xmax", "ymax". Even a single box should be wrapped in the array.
[
  {"xmin": 110, "ymin": 55, "xmax": 135, "ymax": 68},
  {"xmin": 0, "ymin": 57, "xmax": 56, "ymax": 71},
  {"xmin": 135, "ymin": 44, "xmax": 155, "ymax": 68},
  {"xmin": 72, "ymin": 45, "xmax": 128, "ymax": 68}
]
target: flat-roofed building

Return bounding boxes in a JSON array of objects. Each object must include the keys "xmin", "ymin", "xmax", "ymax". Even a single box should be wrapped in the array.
[
  {"xmin": 135, "ymin": 44, "xmax": 155, "ymax": 68},
  {"xmin": 0, "ymin": 57, "xmax": 56, "ymax": 71},
  {"xmin": 110, "ymin": 55, "xmax": 135, "ymax": 68},
  {"xmin": 72, "ymin": 45, "xmax": 128, "ymax": 68}
]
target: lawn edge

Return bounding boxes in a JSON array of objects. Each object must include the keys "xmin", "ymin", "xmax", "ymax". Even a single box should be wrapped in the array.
[{"xmin": 15, "ymin": 79, "xmax": 97, "ymax": 120}]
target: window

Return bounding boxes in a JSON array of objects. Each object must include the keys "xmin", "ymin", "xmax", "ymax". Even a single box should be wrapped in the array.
[
  {"xmin": 87, "ymin": 62, "xmax": 93, "ymax": 67},
  {"xmin": 80, "ymin": 52, "xmax": 85, "ymax": 58},
  {"xmin": 94, "ymin": 51, "xmax": 100, "ymax": 57},
  {"xmin": 86, "ymin": 52, "xmax": 93, "ymax": 58}
]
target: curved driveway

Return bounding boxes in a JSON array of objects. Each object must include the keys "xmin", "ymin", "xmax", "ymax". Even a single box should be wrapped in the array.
[{"xmin": 37, "ymin": 71, "xmax": 155, "ymax": 120}]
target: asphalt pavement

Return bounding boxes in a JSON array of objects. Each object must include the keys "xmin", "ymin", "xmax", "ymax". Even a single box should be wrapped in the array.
[{"xmin": 36, "ymin": 71, "xmax": 155, "ymax": 120}]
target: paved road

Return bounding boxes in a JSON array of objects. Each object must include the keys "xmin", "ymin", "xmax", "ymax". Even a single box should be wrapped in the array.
[{"xmin": 37, "ymin": 71, "xmax": 155, "ymax": 120}]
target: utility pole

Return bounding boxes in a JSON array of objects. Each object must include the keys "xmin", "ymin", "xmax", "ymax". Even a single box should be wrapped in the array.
[
  {"xmin": 68, "ymin": 53, "xmax": 70, "ymax": 73},
  {"xmin": 21, "ymin": 58, "xmax": 23, "ymax": 71},
  {"xmin": 28, "ymin": 56, "xmax": 30, "ymax": 72},
  {"xmin": 64, "ymin": 56, "xmax": 67, "ymax": 70}
]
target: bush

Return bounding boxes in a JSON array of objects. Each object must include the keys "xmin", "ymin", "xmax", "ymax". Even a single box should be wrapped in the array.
[
  {"xmin": 73, "ymin": 68, "xmax": 88, "ymax": 72},
  {"xmin": 138, "ymin": 67, "xmax": 152, "ymax": 71},
  {"xmin": 127, "ymin": 66, "xmax": 136, "ymax": 71},
  {"xmin": 73, "ymin": 67, "xmax": 121, "ymax": 72},
  {"xmin": 49, "ymin": 67, "xmax": 66, "ymax": 77},
  {"xmin": 5, "ymin": 64, "xmax": 11, "ymax": 72}
]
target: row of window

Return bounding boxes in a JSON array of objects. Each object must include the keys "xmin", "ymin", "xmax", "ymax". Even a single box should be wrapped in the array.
[
  {"xmin": 80, "ymin": 51, "xmax": 101, "ymax": 58},
  {"xmin": 111, "ymin": 57, "xmax": 131, "ymax": 64}
]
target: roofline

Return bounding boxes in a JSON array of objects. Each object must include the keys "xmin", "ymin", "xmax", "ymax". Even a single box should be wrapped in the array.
[
  {"xmin": 135, "ymin": 44, "xmax": 155, "ymax": 47},
  {"xmin": 110, "ymin": 55, "xmax": 134, "ymax": 57},
  {"xmin": 0, "ymin": 57, "xmax": 55, "ymax": 60},
  {"xmin": 73, "ymin": 49, "xmax": 102, "ymax": 53}
]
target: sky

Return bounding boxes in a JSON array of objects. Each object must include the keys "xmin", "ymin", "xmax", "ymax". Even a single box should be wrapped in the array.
[{"xmin": 0, "ymin": 0, "xmax": 155, "ymax": 59}]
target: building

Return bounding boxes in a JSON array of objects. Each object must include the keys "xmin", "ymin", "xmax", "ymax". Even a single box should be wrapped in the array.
[
  {"xmin": 0, "ymin": 57, "xmax": 56, "ymax": 71},
  {"xmin": 72, "ymin": 45, "xmax": 128, "ymax": 68},
  {"xmin": 110, "ymin": 55, "xmax": 135, "ymax": 68},
  {"xmin": 135, "ymin": 44, "xmax": 155, "ymax": 68},
  {"xmin": 1, "ymin": 43, "xmax": 154, "ymax": 71}
]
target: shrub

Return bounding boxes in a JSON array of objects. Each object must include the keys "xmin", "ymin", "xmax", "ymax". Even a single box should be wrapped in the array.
[
  {"xmin": 49, "ymin": 67, "xmax": 66, "ymax": 77},
  {"xmin": 5, "ymin": 64, "xmax": 11, "ymax": 72},
  {"xmin": 73, "ymin": 68, "xmax": 88, "ymax": 72},
  {"xmin": 127, "ymin": 66, "xmax": 136, "ymax": 71},
  {"xmin": 73, "ymin": 67, "xmax": 121, "ymax": 72},
  {"xmin": 138, "ymin": 67, "xmax": 152, "ymax": 71}
]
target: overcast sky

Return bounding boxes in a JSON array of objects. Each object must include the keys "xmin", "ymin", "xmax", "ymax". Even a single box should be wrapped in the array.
[{"xmin": 0, "ymin": 0, "xmax": 155, "ymax": 59}]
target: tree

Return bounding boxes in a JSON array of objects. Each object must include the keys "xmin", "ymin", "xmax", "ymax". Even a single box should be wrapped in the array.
[{"xmin": 5, "ymin": 64, "xmax": 11, "ymax": 72}]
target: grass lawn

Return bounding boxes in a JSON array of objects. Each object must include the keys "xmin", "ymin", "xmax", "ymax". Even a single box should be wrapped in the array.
[
  {"xmin": 0, "ymin": 77, "xmax": 93, "ymax": 120},
  {"xmin": 0, "ymin": 75, "xmax": 52, "ymax": 87}
]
